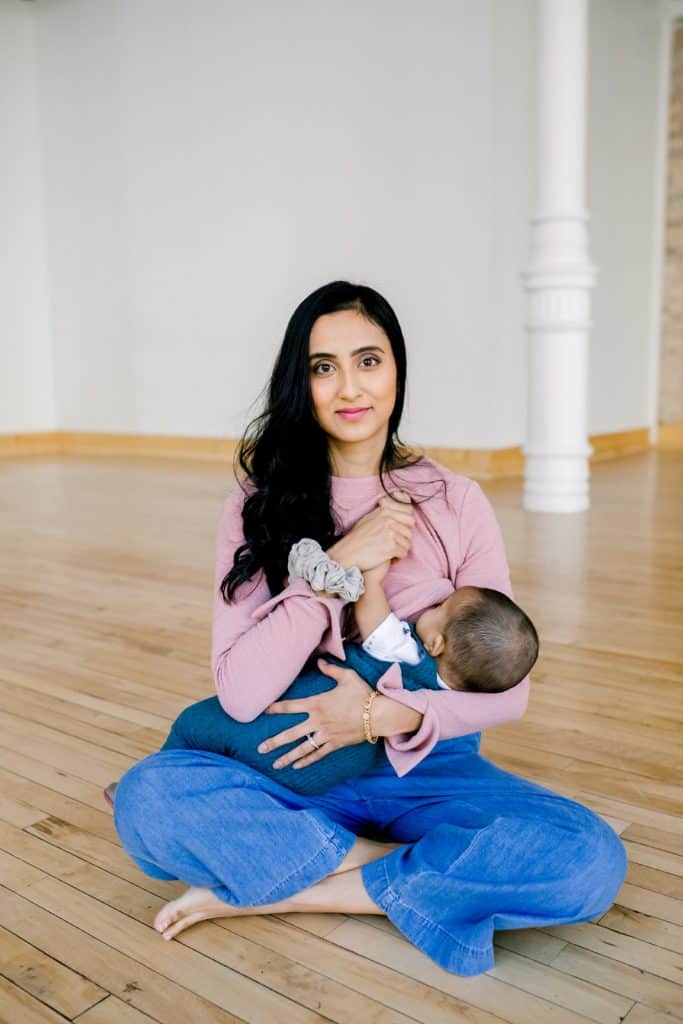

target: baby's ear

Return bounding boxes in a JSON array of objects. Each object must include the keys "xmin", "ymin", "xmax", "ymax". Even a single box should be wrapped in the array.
[{"xmin": 427, "ymin": 634, "xmax": 446, "ymax": 657}]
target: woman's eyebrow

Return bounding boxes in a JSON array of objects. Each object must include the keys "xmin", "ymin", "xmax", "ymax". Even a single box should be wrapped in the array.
[{"xmin": 308, "ymin": 345, "xmax": 385, "ymax": 360}]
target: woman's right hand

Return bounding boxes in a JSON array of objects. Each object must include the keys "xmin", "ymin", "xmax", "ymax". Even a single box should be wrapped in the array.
[{"xmin": 327, "ymin": 490, "xmax": 415, "ymax": 571}]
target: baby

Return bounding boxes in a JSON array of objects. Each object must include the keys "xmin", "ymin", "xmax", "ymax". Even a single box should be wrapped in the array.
[{"xmin": 104, "ymin": 560, "xmax": 538, "ymax": 803}]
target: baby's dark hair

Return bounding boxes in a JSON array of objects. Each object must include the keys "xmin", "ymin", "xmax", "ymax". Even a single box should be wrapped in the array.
[{"xmin": 440, "ymin": 588, "xmax": 539, "ymax": 693}]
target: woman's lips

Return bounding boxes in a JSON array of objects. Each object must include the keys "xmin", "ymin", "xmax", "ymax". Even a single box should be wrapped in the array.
[{"xmin": 336, "ymin": 408, "xmax": 370, "ymax": 421}]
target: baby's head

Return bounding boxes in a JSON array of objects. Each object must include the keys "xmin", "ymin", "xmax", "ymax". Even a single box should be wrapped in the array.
[{"xmin": 415, "ymin": 586, "xmax": 539, "ymax": 693}]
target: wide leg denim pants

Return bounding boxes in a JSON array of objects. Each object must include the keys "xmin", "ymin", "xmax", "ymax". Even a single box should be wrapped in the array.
[{"xmin": 113, "ymin": 731, "xmax": 628, "ymax": 976}]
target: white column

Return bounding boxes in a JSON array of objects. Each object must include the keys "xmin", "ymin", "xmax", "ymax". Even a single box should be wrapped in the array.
[{"xmin": 521, "ymin": 0, "xmax": 596, "ymax": 512}]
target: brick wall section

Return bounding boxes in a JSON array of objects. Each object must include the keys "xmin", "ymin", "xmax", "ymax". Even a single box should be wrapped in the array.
[{"xmin": 660, "ymin": 23, "xmax": 683, "ymax": 424}]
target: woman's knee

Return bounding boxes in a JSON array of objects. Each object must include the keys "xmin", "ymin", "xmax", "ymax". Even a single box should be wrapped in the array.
[
  {"xmin": 114, "ymin": 748, "xmax": 213, "ymax": 830},
  {"xmin": 114, "ymin": 752, "xmax": 168, "ymax": 832},
  {"xmin": 567, "ymin": 805, "xmax": 628, "ymax": 918}
]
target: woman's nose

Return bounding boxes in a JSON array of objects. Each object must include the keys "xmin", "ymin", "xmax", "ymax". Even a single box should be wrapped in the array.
[{"xmin": 337, "ymin": 367, "xmax": 362, "ymax": 401}]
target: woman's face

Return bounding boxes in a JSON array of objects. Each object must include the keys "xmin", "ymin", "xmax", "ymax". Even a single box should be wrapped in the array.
[{"xmin": 308, "ymin": 309, "xmax": 398, "ymax": 449}]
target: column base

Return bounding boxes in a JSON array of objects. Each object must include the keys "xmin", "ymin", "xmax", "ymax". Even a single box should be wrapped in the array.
[{"xmin": 523, "ymin": 450, "xmax": 591, "ymax": 513}]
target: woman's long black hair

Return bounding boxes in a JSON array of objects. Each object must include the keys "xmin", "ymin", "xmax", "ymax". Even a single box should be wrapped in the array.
[{"xmin": 221, "ymin": 280, "xmax": 424, "ymax": 602}]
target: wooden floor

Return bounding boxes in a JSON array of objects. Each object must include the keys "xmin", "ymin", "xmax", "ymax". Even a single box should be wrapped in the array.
[{"xmin": 0, "ymin": 450, "xmax": 681, "ymax": 1024}]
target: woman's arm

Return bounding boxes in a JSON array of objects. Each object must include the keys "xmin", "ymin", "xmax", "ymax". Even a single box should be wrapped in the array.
[
  {"xmin": 212, "ymin": 483, "xmax": 417, "ymax": 724},
  {"xmin": 378, "ymin": 477, "xmax": 530, "ymax": 776},
  {"xmin": 211, "ymin": 485, "xmax": 348, "ymax": 722}
]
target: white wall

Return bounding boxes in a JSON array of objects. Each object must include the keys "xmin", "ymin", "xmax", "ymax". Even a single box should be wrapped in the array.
[
  {"xmin": 587, "ymin": 0, "xmax": 665, "ymax": 435},
  {"xmin": 1, "ymin": 0, "xmax": 667, "ymax": 446},
  {"xmin": 0, "ymin": 0, "xmax": 54, "ymax": 433}
]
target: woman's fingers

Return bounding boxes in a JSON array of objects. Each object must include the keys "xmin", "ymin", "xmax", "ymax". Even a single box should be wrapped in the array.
[
  {"xmin": 378, "ymin": 503, "xmax": 415, "ymax": 528},
  {"xmin": 317, "ymin": 659, "xmax": 362, "ymax": 684},
  {"xmin": 379, "ymin": 508, "xmax": 415, "ymax": 542},
  {"xmin": 386, "ymin": 522, "xmax": 413, "ymax": 559},
  {"xmin": 390, "ymin": 519, "xmax": 413, "ymax": 544},
  {"xmin": 317, "ymin": 658, "xmax": 346, "ymax": 677},
  {"xmin": 378, "ymin": 491, "xmax": 414, "ymax": 516},
  {"xmin": 257, "ymin": 721, "xmax": 309, "ymax": 754},
  {"xmin": 291, "ymin": 744, "xmax": 331, "ymax": 769},
  {"xmin": 273, "ymin": 736, "xmax": 328, "ymax": 770},
  {"xmin": 265, "ymin": 697, "xmax": 312, "ymax": 715}
]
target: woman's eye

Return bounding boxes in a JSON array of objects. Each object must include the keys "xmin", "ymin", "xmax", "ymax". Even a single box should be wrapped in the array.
[
  {"xmin": 361, "ymin": 356, "xmax": 380, "ymax": 367},
  {"xmin": 313, "ymin": 362, "xmax": 334, "ymax": 375}
]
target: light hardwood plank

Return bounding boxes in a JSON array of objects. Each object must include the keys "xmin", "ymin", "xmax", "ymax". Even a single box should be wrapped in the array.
[
  {"xmin": 549, "ymin": 942, "xmax": 683, "ymax": 1017},
  {"xmin": 598, "ymin": 905, "xmax": 683, "ymax": 954},
  {"xmin": 0, "ymin": 887, "xmax": 244, "ymax": 1024},
  {"xmin": 0, "ymin": 765, "xmax": 119, "ymax": 840},
  {"xmin": 12, "ymin": 874, "xmax": 407, "ymax": 1024},
  {"xmin": 623, "ymin": 840, "xmax": 683, "ymax": 877},
  {"xmin": 0, "ymin": 817, "xmax": 179, "ymax": 901},
  {"xmin": 0, "ymin": 925, "xmax": 106, "ymax": 1019},
  {"xmin": 0, "ymin": 847, "xmax": 47, "ymax": 890},
  {"xmin": 73, "ymin": 995, "xmax": 159, "ymax": 1022},
  {"xmin": 325, "ymin": 917, "xmax": 620, "ymax": 1024},
  {"xmin": 541, "ymin": 922, "xmax": 683, "ymax": 984},
  {"xmin": 609, "ymin": 882, "xmax": 683, "ymax": 927},
  {"xmin": 621, "ymin": 1003, "xmax": 683, "ymax": 1023},
  {"xmin": 223, "ymin": 914, "xmax": 507, "ymax": 1024},
  {"xmin": 0, "ymin": 976, "xmax": 69, "ymax": 1024},
  {"xmin": 621, "ymin": 823, "xmax": 683, "ymax": 856}
]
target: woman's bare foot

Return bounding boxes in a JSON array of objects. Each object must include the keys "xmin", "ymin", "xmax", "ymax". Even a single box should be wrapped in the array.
[
  {"xmin": 154, "ymin": 836, "xmax": 403, "ymax": 941},
  {"xmin": 103, "ymin": 781, "xmax": 118, "ymax": 810},
  {"xmin": 154, "ymin": 886, "xmax": 259, "ymax": 940}
]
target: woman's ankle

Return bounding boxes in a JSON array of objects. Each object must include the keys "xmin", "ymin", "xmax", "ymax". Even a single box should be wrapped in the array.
[{"xmin": 330, "ymin": 836, "xmax": 401, "ymax": 876}]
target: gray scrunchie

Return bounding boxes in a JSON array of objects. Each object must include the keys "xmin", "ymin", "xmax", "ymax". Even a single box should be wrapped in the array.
[{"xmin": 288, "ymin": 538, "xmax": 365, "ymax": 603}]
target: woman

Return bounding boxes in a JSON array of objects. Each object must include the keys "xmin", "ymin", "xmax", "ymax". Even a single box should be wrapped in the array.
[{"xmin": 113, "ymin": 281, "xmax": 627, "ymax": 976}]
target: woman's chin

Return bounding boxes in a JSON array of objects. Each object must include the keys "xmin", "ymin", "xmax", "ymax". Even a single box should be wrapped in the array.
[{"xmin": 325, "ymin": 415, "xmax": 389, "ymax": 445}]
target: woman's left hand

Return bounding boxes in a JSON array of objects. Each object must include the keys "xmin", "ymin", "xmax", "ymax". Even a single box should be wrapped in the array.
[{"xmin": 259, "ymin": 659, "xmax": 374, "ymax": 770}]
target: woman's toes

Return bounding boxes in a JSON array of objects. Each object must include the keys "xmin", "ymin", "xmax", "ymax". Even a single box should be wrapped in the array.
[
  {"xmin": 154, "ymin": 887, "xmax": 218, "ymax": 936},
  {"xmin": 162, "ymin": 912, "xmax": 206, "ymax": 941},
  {"xmin": 154, "ymin": 905, "xmax": 177, "ymax": 932}
]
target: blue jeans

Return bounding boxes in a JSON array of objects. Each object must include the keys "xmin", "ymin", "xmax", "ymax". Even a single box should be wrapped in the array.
[{"xmin": 113, "ymin": 731, "xmax": 628, "ymax": 976}]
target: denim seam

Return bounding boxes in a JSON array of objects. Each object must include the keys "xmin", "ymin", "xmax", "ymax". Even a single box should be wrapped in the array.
[
  {"xmin": 255, "ymin": 819, "xmax": 351, "ymax": 905},
  {"xmin": 372, "ymin": 854, "xmax": 493, "ymax": 959}
]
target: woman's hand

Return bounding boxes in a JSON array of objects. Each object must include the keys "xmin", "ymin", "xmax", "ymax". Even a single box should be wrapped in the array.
[
  {"xmin": 258, "ymin": 659, "xmax": 374, "ymax": 769},
  {"xmin": 328, "ymin": 490, "xmax": 415, "ymax": 572}
]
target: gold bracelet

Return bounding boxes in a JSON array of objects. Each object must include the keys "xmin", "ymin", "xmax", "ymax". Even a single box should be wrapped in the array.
[{"xmin": 362, "ymin": 691, "xmax": 379, "ymax": 744}]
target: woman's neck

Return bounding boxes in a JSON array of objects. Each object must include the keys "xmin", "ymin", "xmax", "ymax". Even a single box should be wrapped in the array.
[{"xmin": 328, "ymin": 433, "xmax": 386, "ymax": 479}]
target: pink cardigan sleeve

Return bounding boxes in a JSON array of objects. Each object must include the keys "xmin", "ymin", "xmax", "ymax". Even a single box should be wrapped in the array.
[
  {"xmin": 379, "ymin": 478, "xmax": 531, "ymax": 776},
  {"xmin": 210, "ymin": 486, "xmax": 348, "ymax": 722}
]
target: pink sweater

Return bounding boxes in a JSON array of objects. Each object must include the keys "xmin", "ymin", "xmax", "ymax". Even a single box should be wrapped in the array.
[{"xmin": 210, "ymin": 456, "xmax": 530, "ymax": 776}]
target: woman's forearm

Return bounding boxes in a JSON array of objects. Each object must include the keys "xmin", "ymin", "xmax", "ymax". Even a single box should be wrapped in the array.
[
  {"xmin": 213, "ymin": 576, "xmax": 348, "ymax": 722},
  {"xmin": 370, "ymin": 694, "xmax": 423, "ymax": 738}
]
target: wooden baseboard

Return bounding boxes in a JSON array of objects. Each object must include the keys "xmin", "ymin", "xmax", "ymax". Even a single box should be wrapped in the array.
[
  {"xmin": 413, "ymin": 444, "xmax": 524, "ymax": 479},
  {"xmin": 656, "ymin": 423, "xmax": 683, "ymax": 449},
  {"xmin": 0, "ymin": 432, "xmax": 62, "ymax": 456},
  {"xmin": 0, "ymin": 426, "xmax": 661, "ymax": 478},
  {"xmin": 589, "ymin": 427, "xmax": 651, "ymax": 460},
  {"xmin": 61, "ymin": 431, "xmax": 239, "ymax": 462}
]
